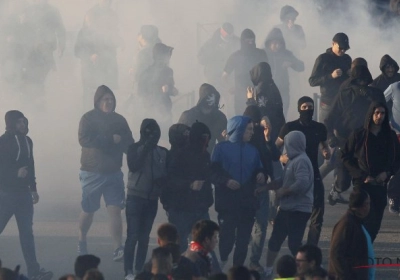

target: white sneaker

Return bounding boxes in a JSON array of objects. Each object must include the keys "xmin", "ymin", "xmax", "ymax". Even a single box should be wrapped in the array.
[{"xmin": 124, "ymin": 274, "xmax": 135, "ymax": 280}]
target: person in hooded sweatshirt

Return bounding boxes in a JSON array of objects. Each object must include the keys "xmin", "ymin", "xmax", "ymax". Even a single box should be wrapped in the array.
[
  {"xmin": 0, "ymin": 110, "xmax": 53, "ymax": 280},
  {"xmin": 246, "ymin": 62, "xmax": 286, "ymax": 143},
  {"xmin": 342, "ymin": 102, "xmax": 400, "ymax": 243},
  {"xmin": 338, "ymin": 57, "xmax": 368, "ymax": 92},
  {"xmin": 223, "ymin": 29, "xmax": 268, "ymax": 115},
  {"xmin": 256, "ymin": 131, "xmax": 314, "ymax": 279},
  {"xmin": 309, "ymin": 33, "xmax": 352, "ymax": 123},
  {"xmin": 263, "ymin": 28, "xmax": 304, "ymax": 116},
  {"xmin": 124, "ymin": 119, "xmax": 168, "ymax": 279},
  {"xmin": 274, "ymin": 5, "xmax": 306, "ymax": 56},
  {"xmin": 166, "ymin": 122, "xmax": 214, "ymax": 252},
  {"xmin": 371, "ymin": 54, "xmax": 400, "ymax": 92},
  {"xmin": 78, "ymin": 85, "xmax": 134, "ymax": 261},
  {"xmin": 211, "ymin": 115, "xmax": 267, "ymax": 267},
  {"xmin": 198, "ymin": 22, "xmax": 240, "ymax": 89},
  {"xmin": 325, "ymin": 66, "xmax": 386, "ymax": 207},
  {"xmin": 276, "ymin": 96, "xmax": 330, "ymax": 246},
  {"xmin": 178, "ymin": 83, "xmax": 227, "ymax": 153}
]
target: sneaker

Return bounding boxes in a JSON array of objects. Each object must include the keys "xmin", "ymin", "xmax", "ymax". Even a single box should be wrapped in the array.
[
  {"xmin": 77, "ymin": 241, "xmax": 87, "ymax": 256},
  {"xmin": 389, "ymin": 198, "xmax": 400, "ymax": 214},
  {"xmin": 124, "ymin": 274, "xmax": 135, "ymax": 280},
  {"xmin": 113, "ymin": 246, "xmax": 124, "ymax": 262},
  {"xmin": 31, "ymin": 268, "xmax": 53, "ymax": 280},
  {"xmin": 328, "ymin": 188, "xmax": 349, "ymax": 206}
]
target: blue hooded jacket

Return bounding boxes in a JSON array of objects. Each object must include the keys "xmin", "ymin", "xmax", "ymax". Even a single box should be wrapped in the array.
[{"xmin": 211, "ymin": 116, "xmax": 264, "ymax": 213}]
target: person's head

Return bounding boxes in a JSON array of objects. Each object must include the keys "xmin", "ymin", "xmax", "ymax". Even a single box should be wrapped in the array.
[
  {"xmin": 350, "ymin": 65, "xmax": 373, "ymax": 86},
  {"xmin": 297, "ymin": 96, "xmax": 314, "ymax": 125},
  {"xmin": 332, "ymin": 33, "xmax": 350, "ymax": 56},
  {"xmin": 191, "ymin": 220, "xmax": 219, "ymax": 252},
  {"xmin": 303, "ymin": 267, "xmax": 328, "ymax": 280},
  {"xmin": 59, "ymin": 275, "xmax": 76, "ymax": 280},
  {"xmin": 157, "ymin": 223, "xmax": 179, "ymax": 246},
  {"xmin": 168, "ymin": 124, "xmax": 190, "ymax": 150},
  {"xmin": 280, "ymin": 5, "xmax": 299, "ymax": 28},
  {"xmin": 349, "ymin": 189, "xmax": 370, "ymax": 218},
  {"xmin": 0, "ymin": 268, "xmax": 17, "ymax": 280},
  {"xmin": 220, "ymin": 22, "xmax": 234, "ymax": 42},
  {"xmin": 240, "ymin": 29, "xmax": 256, "ymax": 50},
  {"xmin": 227, "ymin": 266, "xmax": 251, "ymax": 280},
  {"xmin": 365, "ymin": 102, "xmax": 390, "ymax": 131},
  {"xmin": 226, "ymin": 116, "xmax": 253, "ymax": 143},
  {"xmin": 151, "ymin": 247, "xmax": 173, "ymax": 275},
  {"xmin": 138, "ymin": 25, "xmax": 160, "ymax": 47},
  {"xmin": 264, "ymin": 28, "xmax": 285, "ymax": 52},
  {"xmin": 284, "ymin": 131, "xmax": 306, "ymax": 159},
  {"xmin": 197, "ymin": 83, "xmax": 220, "ymax": 114},
  {"xmin": 250, "ymin": 62, "xmax": 273, "ymax": 86},
  {"xmin": 379, "ymin": 55, "xmax": 399, "ymax": 78},
  {"xmin": 243, "ymin": 105, "xmax": 262, "ymax": 125},
  {"xmin": 5, "ymin": 110, "xmax": 28, "ymax": 135},
  {"xmin": 153, "ymin": 43, "xmax": 173, "ymax": 65},
  {"xmin": 276, "ymin": 255, "xmax": 297, "ymax": 278},
  {"xmin": 83, "ymin": 269, "xmax": 103, "ymax": 280},
  {"xmin": 98, "ymin": 0, "xmax": 112, "ymax": 9},
  {"xmin": 74, "ymin": 255, "xmax": 101, "ymax": 278},
  {"xmin": 351, "ymin": 57, "xmax": 368, "ymax": 70},
  {"xmin": 296, "ymin": 245, "xmax": 323, "ymax": 276},
  {"xmin": 190, "ymin": 121, "xmax": 211, "ymax": 152},
  {"xmin": 94, "ymin": 85, "xmax": 115, "ymax": 113},
  {"xmin": 139, "ymin": 119, "xmax": 161, "ymax": 147}
]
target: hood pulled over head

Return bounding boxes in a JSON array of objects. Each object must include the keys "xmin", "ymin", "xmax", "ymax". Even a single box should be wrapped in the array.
[
  {"xmin": 379, "ymin": 54, "xmax": 399, "ymax": 73},
  {"xmin": 169, "ymin": 123, "xmax": 190, "ymax": 150},
  {"xmin": 350, "ymin": 65, "xmax": 373, "ymax": 85},
  {"xmin": 94, "ymin": 85, "xmax": 116, "ymax": 111},
  {"xmin": 139, "ymin": 118, "xmax": 161, "ymax": 146},
  {"xmin": 189, "ymin": 121, "xmax": 211, "ymax": 152},
  {"xmin": 196, "ymin": 83, "xmax": 220, "ymax": 110},
  {"xmin": 250, "ymin": 62, "xmax": 273, "ymax": 86},
  {"xmin": 5, "ymin": 110, "xmax": 27, "ymax": 133},
  {"xmin": 227, "ymin": 115, "xmax": 251, "ymax": 143},
  {"xmin": 284, "ymin": 130, "xmax": 306, "ymax": 159}
]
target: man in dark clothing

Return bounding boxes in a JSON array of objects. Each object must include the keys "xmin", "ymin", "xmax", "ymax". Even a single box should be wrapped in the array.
[
  {"xmin": 328, "ymin": 190, "xmax": 373, "ymax": 280},
  {"xmin": 371, "ymin": 54, "xmax": 400, "ymax": 92},
  {"xmin": 124, "ymin": 119, "xmax": 168, "ymax": 279},
  {"xmin": 198, "ymin": 22, "xmax": 240, "ymax": 90},
  {"xmin": 338, "ymin": 57, "xmax": 368, "ymax": 92},
  {"xmin": 341, "ymin": 102, "xmax": 400, "ymax": 242},
  {"xmin": 246, "ymin": 62, "xmax": 285, "ymax": 143},
  {"xmin": 276, "ymin": 96, "xmax": 330, "ymax": 246},
  {"xmin": 75, "ymin": 1, "xmax": 122, "ymax": 111},
  {"xmin": 183, "ymin": 220, "xmax": 220, "ymax": 278},
  {"xmin": 78, "ymin": 85, "xmax": 134, "ymax": 260},
  {"xmin": 309, "ymin": 32, "xmax": 352, "ymax": 123},
  {"xmin": 165, "ymin": 122, "xmax": 214, "ymax": 252},
  {"xmin": 264, "ymin": 28, "xmax": 304, "ymax": 116},
  {"xmin": 178, "ymin": 83, "xmax": 227, "ymax": 153},
  {"xmin": 325, "ymin": 66, "xmax": 386, "ymax": 206},
  {"xmin": 223, "ymin": 29, "xmax": 268, "ymax": 115},
  {"xmin": 0, "ymin": 110, "xmax": 53, "ymax": 280},
  {"xmin": 275, "ymin": 5, "xmax": 306, "ymax": 56}
]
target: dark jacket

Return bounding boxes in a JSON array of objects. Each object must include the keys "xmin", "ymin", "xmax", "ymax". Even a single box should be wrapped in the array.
[
  {"xmin": 324, "ymin": 66, "xmax": 386, "ymax": 140},
  {"xmin": 264, "ymin": 28, "xmax": 304, "ymax": 92},
  {"xmin": 341, "ymin": 102, "xmax": 400, "ymax": 188},
  {"xmin": 370, "ymin": 54, "xmax": 400, "ymax": 92},
  {"xmin": 328, "ymin": 210, "xmax": 369, "ymax": 280},
  {"xmin": 211, "ymin": 116, "xmax": 266, "ymax": 214},
  {"xmin": 0, "ymin": 111, "xmax": 36, "ymax": 192},
  {"xmin": 79, "ymin": 85, "xmax": 134, "ymax": 173},
  {"xmin": 126, "ymin": 119, "xmax": 167, "ymax": 200},
  {"xmin": 165, "ymin": 122, "xmax": 214, "ymax": 212},
  {"xmin": 309, "ymin": 48, "xmax": 352, "ymax": 104},
  {"xmin": 182, "ymin": 249, "xmax": 220, "ymax": 278},
  {"xmin": 247, "ymin": 62, "xmax": 286, "ymax": 141},
  {"xmin": 178, "ymin": 84, "xmax": 227, "ymax": 153}
]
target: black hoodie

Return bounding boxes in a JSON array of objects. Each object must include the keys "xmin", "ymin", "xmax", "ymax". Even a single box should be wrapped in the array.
[
  {"xmin": 79, "ymin": 85, "xmax": 134, "ymax": 173},
  {"xmin": 325, "ymin": 66, "xmax": 386, "ymax": 140},
  {"xmin": 178, "ymin": 83, "xmax": 227, "ymax": 153},
  {"xmin": 341, "ymin": 102, "xmax": 400, "ymax": 188},
  {"xmin": 309, "ymin": 48, "xmax": 352, "ymax": 104},
  {"xmin": 247, "ymin": 62, "xmax": 286, "ymax": 141},
  {"xmin": 371, "ymin": 54, "xmax": 400, "ymax": 91},
  {"xmin": 0, "ymin": 111, "xmax": 36, "ymax": 192}
]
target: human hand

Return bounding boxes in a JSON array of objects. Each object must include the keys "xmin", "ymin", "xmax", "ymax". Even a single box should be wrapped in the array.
[
  {"xmin": 256, "ymin": 173, "xmax": 265, "ymax": 184},
  {"xmin": 226, "ymin": 179, "xmax": 240, "ymax": 190},
  {"xmin": 31, "ymin": 191, "xmax": 39, "ymax": 204},
  {"xmin": 322, "ymin": 148, "xmax": 331, "ymax": 160},
  {"xmin": 376, "ymin": 172, "xmax": 388, "ymax": 183},
  {"xmin": 364, "ymin": 176, "xmax": 375, "ymax": 183},
  {"xmin": 191, "ymin": 180, "xmax": 205, "ymax": 191},
  {"xmin": 162, "ymin": 85, "xmax": 169, "ymax": 93},
  {"xmin": 247, "ymin": 87, "xmax": 254, "ymax": 99},
  {"xmin": 18, "ymin": 166, "xmax": 28, "ymax": 178},
  {"xmin": 280, "ymin": 154, "xmax": 289, "ymax": 164},
  {"xmin": 331, "ymin": 69, "xmax": 343, "ymax": 79},
  {"xmin": 113, "ymin": 134, "xmax": 121, "ymax": 144}
]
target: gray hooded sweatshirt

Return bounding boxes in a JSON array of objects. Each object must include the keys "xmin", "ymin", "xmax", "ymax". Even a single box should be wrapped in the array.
[{"xmin": 279, "ymin": 131, "xmax": 314, "ymax": 213}]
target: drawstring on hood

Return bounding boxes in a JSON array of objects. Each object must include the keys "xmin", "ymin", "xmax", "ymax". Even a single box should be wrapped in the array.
[
  {"xmin": 284, "ymin": 130, "xmax": 306, "ymax": 159},
  {"xmin": 4, "ymin": 110, "xmax": 31, "ymax": 161},
  {"xmin": 94, "ymin": 85, "xmax": 116, "ymax": 111},
  {"xmin": 227, "ymin": 116, "xmax": 251, "ymax": 143}
]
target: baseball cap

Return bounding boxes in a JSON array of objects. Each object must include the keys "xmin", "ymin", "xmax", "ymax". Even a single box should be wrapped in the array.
[{"xmin": 332, "ymin": 32, "xmax": 350, "ymax": 50}]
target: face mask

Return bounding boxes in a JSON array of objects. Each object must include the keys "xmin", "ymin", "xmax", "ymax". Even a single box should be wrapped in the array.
[
  {"xmin": 299, "ymin": 109, "xmax": 313, "ymax": 124},
  {"xmin": 206, "ymin": 93, "xmax": 216, "ymax": 107}
]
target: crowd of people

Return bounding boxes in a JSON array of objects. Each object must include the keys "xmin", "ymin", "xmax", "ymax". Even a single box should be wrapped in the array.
[{"xmin": 2, "ymin": 0, "xmax": 400, "ymax": 280}]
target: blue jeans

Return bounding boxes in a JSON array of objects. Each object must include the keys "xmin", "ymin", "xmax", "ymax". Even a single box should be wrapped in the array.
[
  {"xmin": 249, "ymin": 192, "xmax": 269, "ymax": 265},
  {"xmin": 167, "ymin": 209, "xmax": 210, "ymax": 252},
  {"xmin": 124, "ymin": 195, "xmax": 158, "ymax": 273},
  {"xmin": 0, "ymin": 191, "xmax": 40, "ymax": 278}
]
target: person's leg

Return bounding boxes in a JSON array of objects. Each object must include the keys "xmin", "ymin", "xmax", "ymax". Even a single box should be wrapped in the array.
[
  {"xmin": 319, "ymin": 147, "xmax": 336, "ymax": 179},
  {"xmin": 362, "ymin": 185, "xmax": 387, "ymax": 242},
  {"xmin": 135, "ymin": 199, "xmax": 158, "ymax": 272},
  {"xmin": 167, "ymin": 209, "xmax": 191, "ymax": 253},
  {"xmin": 287, "ymin": 211, "xmax": 312, "ymax": 255},
  {"xmin": 329, "ymin": 152, "xmax": 351, "ymax": 205},
  {"xmin": 307, "ymin": 177, "xmax": 325, "ymax": 245},
  {"xmin": 233, "ymin": 212, "xmax": 255, "ymax": 265},
  {"xmin": 107, "ymin": 205, "xmax": 123, "ymax": 249},
  {"xmin": 0, "ymin": 191, "xmax": 15, "ymax": 234},
  {"xmin": 250, "ymin": 192, "xmax": 269, "ymax": 268},
  {"xmin": 217, "ymin": 212, "xmax": 237, "ymax": 263}
]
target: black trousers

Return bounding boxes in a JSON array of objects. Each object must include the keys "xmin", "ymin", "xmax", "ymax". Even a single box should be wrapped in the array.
[{"xmin": 307, "ymin": 176, "xmax": 325, "ymax": 245}]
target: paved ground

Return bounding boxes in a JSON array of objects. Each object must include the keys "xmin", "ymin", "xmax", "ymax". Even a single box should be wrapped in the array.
[{"xmin": 1, "ymin": 175, "xmax": 400, "ymax": 280}]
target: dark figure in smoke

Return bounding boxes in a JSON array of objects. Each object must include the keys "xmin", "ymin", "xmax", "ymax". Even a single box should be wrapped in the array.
[
  {"xmin": 309, "ymin": 32, "xmax": 351, "ymax": 123},
  {"xmin": 75, "ymin": 0, "xmax": 122, "ymax": 111},
  {"xmin": 264, "ymin": 28, "xmax": 304, "ymax": 116},
  {"xmin": 178, "ymin": 83, "xmax": 227, "ymax": 153},
  {"xmin": 198, "ymin": 22, "xmax": 240, "ymax": 90},
  {"xmin": 0, "ymin": 110, "xmax": 53, "ymax": 280},
  {"xmin": 338, "ymin": 57, "xmax": 368, "ymax": 92},
  {"xmin": 19, "ymin": 0, "xmax": 66, "ymax": 108},
  {"xmin": 246, "ymin": 62, "xmax": 285, "ymax": 143},
  {"xmin": 138, "ymin": 43, "xmax": 177, "ymax": 135},
  {"xmin": 77, "ymin": 85, "xmax": 134, "ymax": 261},
  {"xmin": 274, "ymin": 5, "xmax": 306, "ymax": 56},
  {"xmin": 371, "ymin": 54, "xmax": 400, "ymax": 92},
  {"xmin": 223, "ymin": 29, "xmax": 268, "ymax": 115},
  {"xmin": 377, "ymin": 0, "xmax": 400, "ymax": 29}
]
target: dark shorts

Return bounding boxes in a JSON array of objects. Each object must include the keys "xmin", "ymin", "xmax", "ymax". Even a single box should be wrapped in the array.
[{"xmin": 80, "ymin": 170, "xmax": 125, "ymax": 213}]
